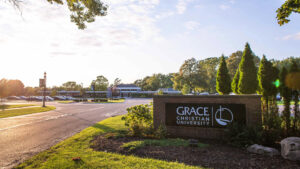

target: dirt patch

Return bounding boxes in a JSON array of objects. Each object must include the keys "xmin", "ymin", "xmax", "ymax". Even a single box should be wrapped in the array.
[{"xmin": 91, "ymin": 135, "xmax": 300, "ymax": 169}]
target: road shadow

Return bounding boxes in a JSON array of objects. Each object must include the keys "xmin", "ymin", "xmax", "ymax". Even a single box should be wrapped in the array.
[{"xmin": 92, "ymin": 123, "xmax": 116, "ymax": 133}]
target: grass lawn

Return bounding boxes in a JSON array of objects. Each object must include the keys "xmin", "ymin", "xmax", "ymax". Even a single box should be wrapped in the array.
[
  {"xmin": 91, "ymin": 99, "xmax": 125, "ymax": 103},
  {"xmin": 0, "ymin": 104, "xmax": 35, "ymax": 109},
  {"xmin": 0, "ymin": 106, "xmax": 56, "ymax": 118},
  {"xmin": 16, "ymin": 116, "xmax": 204, "ymax": 169}
]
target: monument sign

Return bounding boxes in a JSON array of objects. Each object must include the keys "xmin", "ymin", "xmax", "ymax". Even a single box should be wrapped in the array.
[{"xmin": 153, "ymin": 95, "xmax": 261, "ymax": 139}]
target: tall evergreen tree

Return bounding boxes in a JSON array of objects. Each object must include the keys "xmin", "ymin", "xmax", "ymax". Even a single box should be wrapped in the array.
[
  {"xmin": 238, "ymin": 42, "xmax": 258, "ymax": 94},
  {"xmin": 280, "ymin": 67, "xmax": 292, "ymax": 134},
  {"xmin": 231, "ymin": 68, "xmax": 240, "ymax": 94},
  {"xmin": 216, "ymin": 55, "xmax": 231, "ymax": 94},
  {"xmin": 258, "ymin": 55, "xmax": 278, "ymax": 98},
  {"xmin": 258, "ymin": 55, "xmax": 279, "ymax": 122},
  {"xmin": 289, "ymin": 60, "xmax": 299, "ymax": 131}
]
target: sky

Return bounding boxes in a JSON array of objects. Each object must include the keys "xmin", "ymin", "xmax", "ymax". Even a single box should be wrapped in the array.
[{"xmin": 0, "ymin": 0, "xmax": 299, "ymax": 87}]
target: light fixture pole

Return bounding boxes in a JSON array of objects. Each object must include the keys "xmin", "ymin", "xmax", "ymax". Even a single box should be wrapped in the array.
[{"xmin": 43, "ymin": 72, "xmax": 47, "ymax": 107}]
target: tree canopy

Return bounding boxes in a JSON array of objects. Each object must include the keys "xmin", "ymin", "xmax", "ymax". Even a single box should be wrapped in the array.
[
  {"xmin": 257, "ymin": 55, "xmax": 278, "ymax": 98},
  {"xmin": 277, "ymin": 0, "xmax": 300, "ymax": 26},
  {"xmin": 134, "ymin": 73, "xmax": 174, "ymax": 91},
  {"xmin": 238, "ymin": 43, "xmax": 258, "ymax": 94},
  {"xmin": 8, "ymin": 0, "xmax": 108, "ymax": 29},
  {"xmin": 0, "ymin": 79, "xmax": 25, "ymax": 97},
  {"xmin": 216, "ymin": 55, "xmax": 231, "ymax": 95},
  {"xmin": 231, "ymin": 68, "xmax": 240, "ymax": 94},
  {"xmin": 91, "ymin": 75, "xmax": 109, "ymax": 91}
]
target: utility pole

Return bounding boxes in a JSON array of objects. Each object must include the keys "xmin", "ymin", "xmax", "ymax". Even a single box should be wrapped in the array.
[{"xmin": 43, "ymin": 72, "xmax": 47, "ymax": 107}]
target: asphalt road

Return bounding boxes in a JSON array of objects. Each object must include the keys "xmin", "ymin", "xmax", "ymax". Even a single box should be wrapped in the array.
[{"xmin": 0, "ymin": 98, "xmax": 152, "ymax": 169}]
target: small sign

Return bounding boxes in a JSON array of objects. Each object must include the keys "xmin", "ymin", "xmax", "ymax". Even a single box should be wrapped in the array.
[
  {"xmin": 165, "ymin": 103, "xmax": 246, "ymax": 128},
  {"xmin": 39, "ymin": 79, "xmax": 45, "ymax": 87}
]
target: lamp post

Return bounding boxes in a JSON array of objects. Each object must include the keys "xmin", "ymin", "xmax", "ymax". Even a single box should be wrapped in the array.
[{"xmin": 43, "ymin": 72, "xmax": 47, "ymax": 107}]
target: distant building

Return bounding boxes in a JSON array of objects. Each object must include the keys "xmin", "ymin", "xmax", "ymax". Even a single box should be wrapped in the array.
[
  {"xmin": 157, "ymin": 88, "xmax": 181, "ymax": 94},
  {"xmin": 57, "ymin": 90, "xmax": 80, "ymax": 97},
  {"xmin": 109, "ymin": 84, "xmax": 141, "ymax": 97}
]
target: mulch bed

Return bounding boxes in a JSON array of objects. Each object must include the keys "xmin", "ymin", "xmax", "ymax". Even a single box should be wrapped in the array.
[{"xmin": 91, "ymin": 135, "xmax": 300, "ymax": 169}]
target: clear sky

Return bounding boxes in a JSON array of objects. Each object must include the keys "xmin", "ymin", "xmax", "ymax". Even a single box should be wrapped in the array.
[{"xmin": 0, "ymin": 0, "xmax": 299, "ymax": 87}]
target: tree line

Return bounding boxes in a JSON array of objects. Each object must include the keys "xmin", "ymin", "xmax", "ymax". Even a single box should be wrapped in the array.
[{"xmin": 134, "ymin": 44, "xmax": 299, "ymax": 95}]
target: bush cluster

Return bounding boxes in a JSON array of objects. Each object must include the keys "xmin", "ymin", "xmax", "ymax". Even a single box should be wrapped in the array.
[
  {"xmin": 121, "ymin": 103, "xmax": 167, "ymax": 139},
  {"xmin": 121, "ymin": 103, "xmax": 154, "ymax": 136}
]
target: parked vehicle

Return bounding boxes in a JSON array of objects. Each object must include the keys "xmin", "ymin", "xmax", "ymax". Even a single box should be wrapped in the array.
[
  {"xmin": 19, "ymin": 96, "xmax": 28, "ymax": 100},
  {"xmin": 53, "ymin": 96, "xmax": 66, "ymax": 100},
  {"xmin": 65, "ymin": 96, "xmax": 75, "ymax": 100},
  {"xmin": 199, "ymin": 92, "xmax": 209, "ymax": 95},
  {"xmin": 6, "ymin": 96, "xmax": 21, "ymax": 100},
  {"xmin": 46, "ymin": 96, "xmax": 54, "ymax": 101}
]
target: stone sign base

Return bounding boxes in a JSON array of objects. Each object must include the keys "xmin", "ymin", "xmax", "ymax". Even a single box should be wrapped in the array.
[{"xmin": 153, "ymin": 95, "xmax": 261, "ymax": 139}]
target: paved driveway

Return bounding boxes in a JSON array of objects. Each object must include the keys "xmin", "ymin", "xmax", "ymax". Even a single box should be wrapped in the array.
[{"xmin": 0, "ymin": 98, "xmax": 152, "ymax": 168}]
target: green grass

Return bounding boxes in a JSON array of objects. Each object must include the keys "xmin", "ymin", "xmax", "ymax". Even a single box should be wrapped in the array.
[
  {"xmin": 0, "ymin": 106, "xmax": 56, "ymax": 118},
  {"xmin": 121, "ymin": 139, "xmax": 208, "ymax": 152},
  {"xmin": 16, "ymin": 116, "xmax": 205, "ymax": 169},
  {"xmin": 91, "ymin": 99, "xmax": 125, "ymax": 103},
  {"xmin": 277, "ymin": 101, "xmax": 300, "ymax": 106},
  {"xmin": 108, "ymin": 99, "xmax": 125, "ymax": 103},
  {"xmin": 0, "ymin": 104, "xmax": 35, "ymax": 109}
]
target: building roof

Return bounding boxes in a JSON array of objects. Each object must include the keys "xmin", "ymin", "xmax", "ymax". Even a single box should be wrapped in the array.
[
  {"xmin": 158, "ymin": 88, "xmax": 179, "ymax": 92},
  {"xmin": 116, "ymin": 84, "xmax": 139, "ymax": 88}
]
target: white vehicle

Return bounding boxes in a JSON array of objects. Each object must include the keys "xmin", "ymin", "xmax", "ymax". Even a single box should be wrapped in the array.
[
  {"xmin": 199, "ymin": 92, "xmax": 209, "ymax": 95},
  {"xmin": 65, "ymin": 96, "xmax": 75, "ymax": 100},
  {"xmin": 46, "ymin": 96, "xmax": 54, "ymax": 101}
]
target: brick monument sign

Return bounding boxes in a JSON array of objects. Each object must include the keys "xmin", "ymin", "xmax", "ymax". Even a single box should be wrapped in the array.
[{"xmin": 153, "ymin": 95, "xmax": 261, "ymax": 139}]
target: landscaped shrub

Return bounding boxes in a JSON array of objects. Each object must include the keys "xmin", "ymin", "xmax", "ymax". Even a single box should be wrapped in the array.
[
  {"xmin": 121, "ymin": 103, "xmax": 154, "ymax": 136},
  {"xmin": 154, "ymin": 124, "xmax": 167, "ymax": 139},
  {"xmin": 99, "ymin": 98, "xmax": 108, "ymax": 102},
  {"xmin": 225, "ymin": 123, "xmax": 262, "ymax": 147}
]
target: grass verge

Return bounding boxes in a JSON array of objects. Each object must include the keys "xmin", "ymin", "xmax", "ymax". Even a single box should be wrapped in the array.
[
  {"xmin": 16, "ymin": 116, "xmax": 204, "ymax": 169},
  {"xmin": 121, "ymin": 139, "xmax": 208, "ymax": 152},
  {"xmin": 0, "ymin": 106, "xmax": 56, "ymax": 118},
  {"xmin": 90, "ymin": 99, "xmax": 125, "ymax": 103},
  {"xmin": 0, "ymin": 104, "xmax": 35, "ymax": 109}
]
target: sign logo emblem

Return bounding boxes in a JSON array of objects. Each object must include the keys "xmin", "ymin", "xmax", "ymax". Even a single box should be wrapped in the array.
[{"xmin": 215, "ymin": 106, "xmax": 233, "ymax": 126}]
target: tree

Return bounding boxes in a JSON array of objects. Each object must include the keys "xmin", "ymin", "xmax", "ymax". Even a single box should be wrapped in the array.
[
  {"xmin": 231, "ymin": 68, "xmax": 240, "ymax": 94},
  {"xmin": 226, "ymin": 51, "xmax": 243, "ymax": 79},
  {"xmin": 227, "ymin": 51, "xmax": 260, "ymax": 80},
  {"xmin": 6, "ymin": 79, "xmax": 24, "ymax": 96},
  {"xmin": 272, "ymin": 56, "xmax": 300, "ymax": 71},
  {"xmin": 238, "ymin": 43, "xmax": 258, "ymax": 94},
  {"xmin": 61, "ymin": 81, "xmax": 82, "ymax": 91},
  {"xmin": 172, "ymin": 73, "xmax": 184, "ymax": 91},
  {"xmin": 0, "ymin": 79, "xmax": 9, "ymax": 99},
  {"xmin": 179, "ymin": 58, "xmax": 205, "ymax": 93},
  {"xmin": 24, "ymin": 87, "xmax": 38, "ymax": 96},
  {"xmin": 288, "ymin": 60, "xmax": 299, "ymax": 131},
  {"xmin": 216, "ymin": 55, "xmax": 231, "ymax": 95},
  {"xmin": 258, "ymin": 55, "xmax": 279, "ymax": 121},
  {"xmin": 280, "ymin": 67, "xmax": 292, "ymax": 134},
  {"xmin": 198, "ymin": 57, "xmax": 220, "ymax": 93},
  {"xmin": 277, "ymin": 0, "xmax": 300, "ymax": 26},
  {"xmin": 7, "ymin": 0, "xmax": 108, "ymax": 29},
  {"xmin": 135, "ymin": 73, "xmax": 174, "ymax": 91},
  {"xmin": 113, "ymin": 78, "xmax": 122, "ymax": 86},
  {"xmin": 181, "ymin": 84, "xmax": 191, "ymax": 95},
  {"xmin": 91, "ymin": 75, "xmax": 109, "ymax": 91}
]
